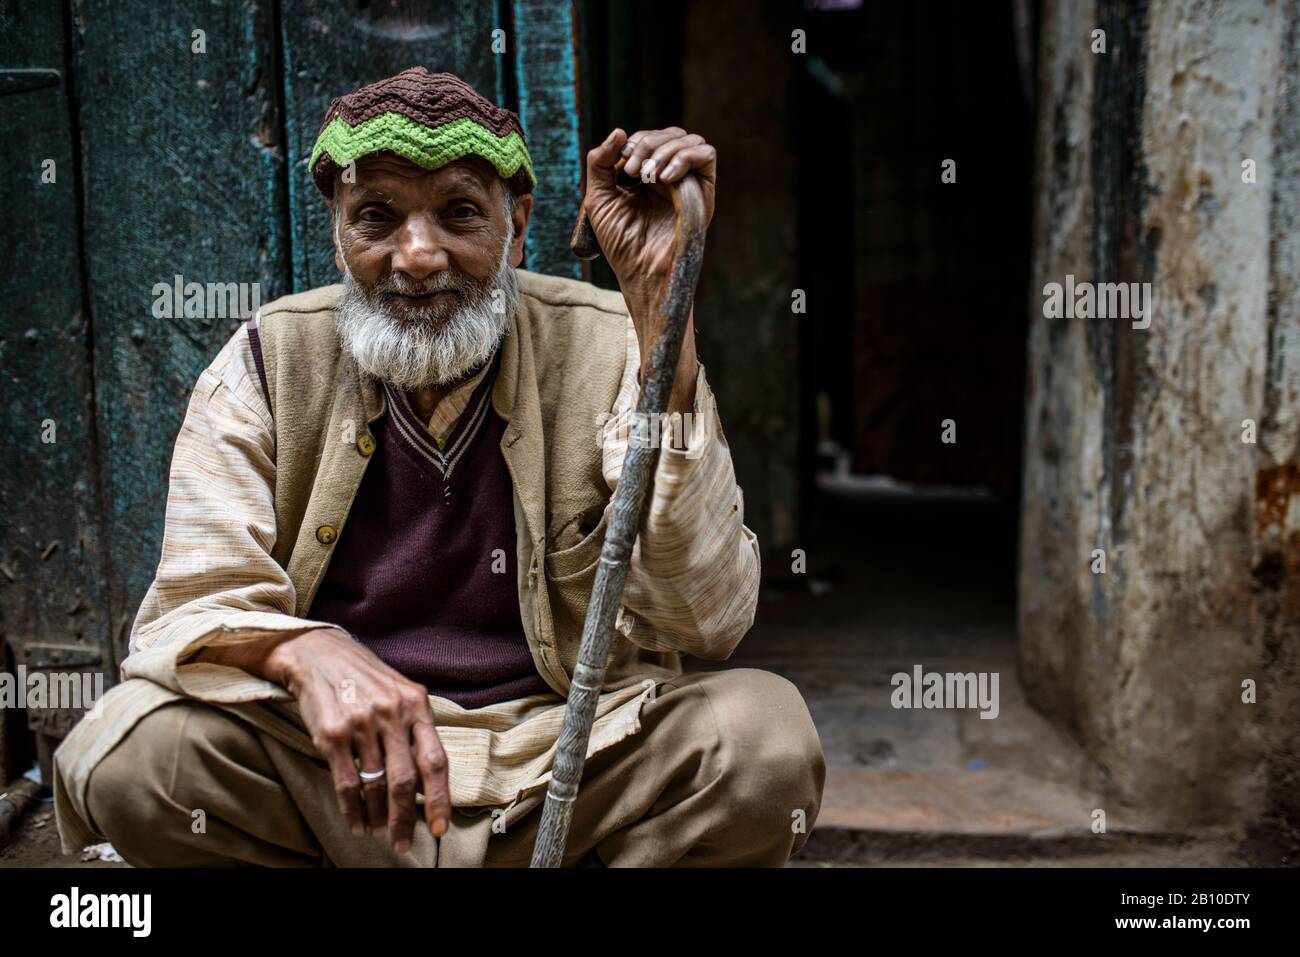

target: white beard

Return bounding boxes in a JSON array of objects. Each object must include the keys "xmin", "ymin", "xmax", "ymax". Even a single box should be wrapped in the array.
[{"xmin": 334, "ymin": 235, "xmax": 518, "ymax": 390}]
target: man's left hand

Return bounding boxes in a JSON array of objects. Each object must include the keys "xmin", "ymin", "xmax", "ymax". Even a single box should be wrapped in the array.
[{"xmin": 582, "ymin": 127, "xmax": 716, "ymax": 415}]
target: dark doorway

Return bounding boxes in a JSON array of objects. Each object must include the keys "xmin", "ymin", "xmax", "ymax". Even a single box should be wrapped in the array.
[{"xmin": 797, "ymin": 0, "xmax": 1034, "ymax": 505}]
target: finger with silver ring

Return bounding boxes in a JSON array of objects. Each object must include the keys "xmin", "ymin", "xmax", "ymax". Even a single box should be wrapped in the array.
[{"xmin": 354, "ymin": 736, "xmax": 389, "ymax": 837}]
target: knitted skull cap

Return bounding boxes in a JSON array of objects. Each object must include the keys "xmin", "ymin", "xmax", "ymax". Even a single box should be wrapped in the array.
[{"xmin": 308, "ymin": 67, "xmax": 536, "ymax": 200}]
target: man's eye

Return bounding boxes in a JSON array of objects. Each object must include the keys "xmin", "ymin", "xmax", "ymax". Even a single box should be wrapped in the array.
[
  {"xmin": 358, "ymin": 209, "xmax": 388, "ymax": 223},
  {"xmin": 450, "ymin": 205, "xmax": 478, "ymax": 219}
]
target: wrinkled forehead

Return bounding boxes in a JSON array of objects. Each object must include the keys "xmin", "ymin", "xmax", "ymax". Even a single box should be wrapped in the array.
[{"xmin": 335, "ymin": 152, "xmax": 502, "ymax": 204}]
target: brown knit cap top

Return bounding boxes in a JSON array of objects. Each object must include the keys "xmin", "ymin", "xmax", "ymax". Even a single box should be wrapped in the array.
[{"xmin": 308, "ymin": 67, "xmax": 536, "ymax": 199}]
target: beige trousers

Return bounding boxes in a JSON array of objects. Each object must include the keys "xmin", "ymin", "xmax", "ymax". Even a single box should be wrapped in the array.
[{"xmin": 81, "ymin": 668, "xmax": 825, "ymax": 867}]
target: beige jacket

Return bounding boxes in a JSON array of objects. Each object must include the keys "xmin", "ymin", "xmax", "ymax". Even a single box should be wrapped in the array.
[{"xmin": 53, "ymin": 269, "xmax": 760, "ymax": 853}]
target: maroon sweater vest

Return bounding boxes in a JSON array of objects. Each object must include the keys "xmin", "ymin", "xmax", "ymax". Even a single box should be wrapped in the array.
[{"xmin": 249, "ymin": 328, "xmax": 550, "ymax": 709}]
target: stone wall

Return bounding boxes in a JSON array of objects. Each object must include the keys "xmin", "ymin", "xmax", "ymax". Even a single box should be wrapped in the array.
[{"xmin": 1019, "ymin": 0, "xmax": 1299, "ymax": 833}]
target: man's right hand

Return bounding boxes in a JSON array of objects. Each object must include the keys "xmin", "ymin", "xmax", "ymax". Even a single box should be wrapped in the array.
[{"xmin": 194, "ymin": 627, "xmax": 451, "ymax": 854}]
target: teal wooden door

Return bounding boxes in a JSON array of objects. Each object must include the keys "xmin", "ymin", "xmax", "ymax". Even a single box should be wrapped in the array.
[{"xmin": 1, "ymin": 4, "xmax": 111, "ymax": 773}]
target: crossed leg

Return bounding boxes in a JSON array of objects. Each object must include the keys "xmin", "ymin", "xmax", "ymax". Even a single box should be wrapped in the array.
[{"xmin": 485, "ymin": 668, "xmax": 826, "ymax": 866}]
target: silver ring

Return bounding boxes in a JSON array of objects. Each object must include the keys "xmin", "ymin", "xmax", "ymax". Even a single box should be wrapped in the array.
[{"xmin": 358, "ymin": 768, "xmax": 386, "ymax": 783}]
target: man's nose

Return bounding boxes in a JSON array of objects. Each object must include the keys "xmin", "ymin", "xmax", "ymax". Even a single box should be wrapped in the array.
[{"xmin": 391, "ymin": 216, "xmax": 448, "ymax": 281}]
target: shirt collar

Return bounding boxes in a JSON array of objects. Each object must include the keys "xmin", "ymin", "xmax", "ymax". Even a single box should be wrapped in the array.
[{"xmin": 388, "ymin": 348, "xmax": 499, "ymax": 449}]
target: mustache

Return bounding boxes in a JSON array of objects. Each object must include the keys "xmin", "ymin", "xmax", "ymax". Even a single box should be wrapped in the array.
[{"xmin": 370, "ymin": 271, "xmax": 475, "ymax": 298}]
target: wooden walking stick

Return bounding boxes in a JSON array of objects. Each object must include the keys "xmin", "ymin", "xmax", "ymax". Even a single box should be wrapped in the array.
[{"xmin": 529, "ymin": 162, "xmax": 708, "ymax": 867}]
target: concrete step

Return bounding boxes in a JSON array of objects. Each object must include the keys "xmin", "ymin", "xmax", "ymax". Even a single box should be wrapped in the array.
[{"xmin": 796, "ymin": 767, "xmax": 1235, "ymax": 865}]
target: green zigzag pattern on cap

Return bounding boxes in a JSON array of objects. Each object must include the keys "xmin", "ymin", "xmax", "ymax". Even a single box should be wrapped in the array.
[{"xmin": 310, "ymin": 113, "xmax": 537, "ymax": 188}]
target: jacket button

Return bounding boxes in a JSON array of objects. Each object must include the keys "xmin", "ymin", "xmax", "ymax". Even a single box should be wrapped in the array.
[
  {"xmin": 316, "ymin": 524, "xmax": 338, "ymax": 545},
  {"xmin": 357, "ymin": 433, "xmax": 375, "ymax": 457}
]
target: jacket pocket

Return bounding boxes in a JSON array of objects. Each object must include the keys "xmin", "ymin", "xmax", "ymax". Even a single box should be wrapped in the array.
[{"xmin": 545, "ymin": 507, "xmax": 609, "ymax": 582}]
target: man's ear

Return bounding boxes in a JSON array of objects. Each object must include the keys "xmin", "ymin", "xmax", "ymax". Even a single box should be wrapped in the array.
[
  {"xmin": 329, "ymin": 182, "xmax": 346, "ymax": 275},
  {"xmin": 333, "ymin": 218, "xmax": 346, "ymax": 274},
  {"xmin": 510, "ymin": 193, "xmax": 533, "ymax": 267}
]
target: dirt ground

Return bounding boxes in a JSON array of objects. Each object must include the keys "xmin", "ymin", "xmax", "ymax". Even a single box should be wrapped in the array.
[{"xmin": 0, "ymin": 799, "xmax": 127, "ymax": 869}]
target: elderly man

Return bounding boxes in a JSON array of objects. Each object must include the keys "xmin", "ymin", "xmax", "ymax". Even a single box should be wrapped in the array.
[{"xmin": 52, "ymin": 68, "xmax": 824, "ymax": 867}]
